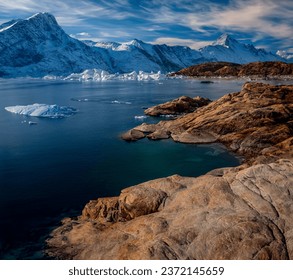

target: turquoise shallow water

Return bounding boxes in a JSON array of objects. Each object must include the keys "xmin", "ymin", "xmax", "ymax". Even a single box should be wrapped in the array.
[{"xmin": 0, "ymin": 78, "xmax": 242, "ymax": 259}]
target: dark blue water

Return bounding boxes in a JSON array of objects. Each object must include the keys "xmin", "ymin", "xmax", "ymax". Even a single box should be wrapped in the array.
[{"xmin": 0, "ymin": 78, "xmax": 243, "ymax": 259}]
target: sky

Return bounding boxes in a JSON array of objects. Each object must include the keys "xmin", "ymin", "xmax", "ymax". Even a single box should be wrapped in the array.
[{"xmin": 0, "ymin": 0, "xmax": 292, "ymax": 52}]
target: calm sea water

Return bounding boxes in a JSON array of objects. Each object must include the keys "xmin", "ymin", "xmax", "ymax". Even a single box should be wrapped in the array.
[{"xmin": 0, "ymin": 78, "xmax": 243, "ymax": 259}]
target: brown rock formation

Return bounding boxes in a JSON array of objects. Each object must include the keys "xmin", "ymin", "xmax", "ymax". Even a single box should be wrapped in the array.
[
  {"xmin": 122, "ymin": 82, "xmax": 293, "ymax": 163},
  {"xmin": 171, "ymin": 61, "xmax": 293, "ymax": 78},
  {"xmin": 144, "ymin": 96, "xmax": 211, "ymax": 116},
  {"xmin": 46, "ymin": 82, "xmax": 293, "ymax": 260},
  {"xmin": 46, "ymin": 159, "xmax": 293, "ymax": 260}
]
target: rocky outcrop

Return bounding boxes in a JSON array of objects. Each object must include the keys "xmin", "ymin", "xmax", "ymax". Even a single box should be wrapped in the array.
[
  {"xmin": 171, "ymin": 61, "xmax": 293, "ymax": 78},
  {"xmin": 144, "ymin": 96, "xmax": 211, "ymax": 116},
  {"xmin": 46, "ymin": 82, "xmax": 293, "ymax": 260},
  {"xmin": 46, "ymin": 159, "xmax": 293, "ymax": 260},
  {"xmin": 122, "ymin": 82, "xmax": 293, "ymax": 163}
]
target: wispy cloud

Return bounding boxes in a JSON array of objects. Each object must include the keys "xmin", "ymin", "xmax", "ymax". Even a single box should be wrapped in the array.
[
  {"xmin": 0, "ymin": 0, "xmax": 135, "ymax": 25},
  {"xmin": 0, "ymin": 0, "xmax": 291, "ymax": 50},
  {"xmin": 151, "ymin": 37, "xmax": 213, "ymax": 49},
  {"xmin": 144, "ymin": 0, "xmax": 293, "ymax": 40}
]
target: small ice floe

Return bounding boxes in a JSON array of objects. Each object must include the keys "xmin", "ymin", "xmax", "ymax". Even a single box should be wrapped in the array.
[
  {"xmin": 111, "ymin": 100, "xmax": 132, "ymax": 105},
  {"xmin": 5, "ymin": 103, "xmax": 77, "ymax": 118},
  {"xmin": 134, "ymin": 115, "xmax": 147, "ymax": 120}
]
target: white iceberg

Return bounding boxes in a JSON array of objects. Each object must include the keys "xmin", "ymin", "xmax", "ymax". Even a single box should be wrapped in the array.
[
  {"xmin": 5, "ymin": 103, "xmax": 77, "ymax": 118},
  {"xmin": 64, "ymin": 69, "xmax": 167, "ymax": 81}
]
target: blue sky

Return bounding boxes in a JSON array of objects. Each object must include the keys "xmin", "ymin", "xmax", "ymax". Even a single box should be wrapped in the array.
[{"xmin": 0, "ymin": 0, "xmax": 292, "ymax": 52}]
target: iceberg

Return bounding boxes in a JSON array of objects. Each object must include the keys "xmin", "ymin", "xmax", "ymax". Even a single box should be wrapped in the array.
[
  {"xmin": 5, "ymin": 103, "xmax": 77, "ymax": 118},
  {"xmin": 64, "ymin": 69, "xmax": 167, "ymax": 81}
]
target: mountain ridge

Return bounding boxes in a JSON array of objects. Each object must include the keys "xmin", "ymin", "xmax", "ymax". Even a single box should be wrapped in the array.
[{"xmin": 0, "ymin": 12, "xmax": 289, "ymax": 78}]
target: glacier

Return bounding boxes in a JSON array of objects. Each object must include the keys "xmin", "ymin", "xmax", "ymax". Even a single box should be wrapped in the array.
[
  {"xmin": 64, "ymin": 69, "xmax": 166, "ymax": 81},
  {"xmin": 5, "ymin": 104, "xmax": 77, "ymax": 118}
]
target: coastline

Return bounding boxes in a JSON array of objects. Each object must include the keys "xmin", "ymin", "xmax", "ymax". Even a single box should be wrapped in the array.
[{"xmin": 46, "ymin": 81, "xmax": 293, "ymax": 260}]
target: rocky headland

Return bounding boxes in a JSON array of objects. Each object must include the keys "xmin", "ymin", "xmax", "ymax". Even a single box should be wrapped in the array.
[
  {"xmin": 46, "ymin": 82, "xmax": 293, "ymax": 260},
  {"xmin": 144, "ymin": 96, "xmax": 211, "ymax": 117},
  {"xmin": 170, "ymin": 61, "xmax": 293, "ymax": 79}
]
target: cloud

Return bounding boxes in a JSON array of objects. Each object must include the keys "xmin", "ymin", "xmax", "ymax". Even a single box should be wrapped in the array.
[
  {"xmin": 151, "ymin": 37, "xmax": 213, "ymax": 49},
  {"xmin": 202, "ymin": 0, "xmax": 293, "ymax": 39},
  {"xmin": 70, "ymin": 32, "xmax": 92, "ymax": 40},
  {"xmin": 143, "ymin": 0, "xmax": 293, "ymax": 42},
  {"xmin": 0, "ymin": 0, "xmax": 291, "ymax": 50},
  {"xmin": 0, "ymin": 0, "xmax": 135, "ymax": 26}
]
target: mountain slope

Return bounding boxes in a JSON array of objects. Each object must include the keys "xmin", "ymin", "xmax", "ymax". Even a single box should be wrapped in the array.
[
  {"xmin": 0, "ymin": 12, "xmax": 110, "ymax": 77},
  {"xmin": 92, "ymin": 39, "xmax": 205, "ymax": 73},
  {"xmin": 200, "ymin": 34, "xmax": 283, "ymax": 64}
]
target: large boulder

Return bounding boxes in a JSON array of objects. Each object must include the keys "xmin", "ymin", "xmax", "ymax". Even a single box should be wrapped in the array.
[{"xmin": 46, "ymin": 159, "xmax": 293, "ymax": 260}]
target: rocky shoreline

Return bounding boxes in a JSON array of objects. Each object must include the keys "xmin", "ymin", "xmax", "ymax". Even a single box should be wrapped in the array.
[
  {"xmin": 170, "ymin": 61, "xmax": 293, "ymax": 79},
  {"xmin": 46, "ymin": 82, "xmax": 293, "ymax": 260}
]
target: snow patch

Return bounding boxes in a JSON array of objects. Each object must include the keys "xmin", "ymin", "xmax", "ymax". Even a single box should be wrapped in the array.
[{"xmin": 5, "ymin": 103, "xmax": 77, "ymax": 118}]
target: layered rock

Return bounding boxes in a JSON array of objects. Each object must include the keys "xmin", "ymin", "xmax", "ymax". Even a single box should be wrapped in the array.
[
  {"xmin": 122, "ymin": 82, "xmax": 293, "ymax": 163},
  {"xmin": 144, "ymin": 96, "xmax": 211, "ymax": 116},
  {"xmin": 46, "ymin": 82, "xmax": 293, "ymax": 260},
  {"xmin": 171, "ymin": 61, "xmax": 293, "ymax": 78}
]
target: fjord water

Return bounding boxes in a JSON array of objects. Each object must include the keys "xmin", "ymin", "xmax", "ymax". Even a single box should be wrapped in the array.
[{"xmin": 0, "ymin": 78, "xmax": 242, "ymax": 259}]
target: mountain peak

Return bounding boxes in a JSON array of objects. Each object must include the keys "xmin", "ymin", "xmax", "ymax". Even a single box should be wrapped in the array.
[
  {"xmin": 213, "ymin": 34, "xmax": 238, "ymax": 48},
  {"xmin": 26, "ymin": 12, "xmax": 58, "ymax": 25},
  {"xmin": 127, "ymin": 39, "xmax": 144, "ymax": 47},
  {"xmin": 27, "ymin": 12, "xmax": 55, "ymax": 20}
]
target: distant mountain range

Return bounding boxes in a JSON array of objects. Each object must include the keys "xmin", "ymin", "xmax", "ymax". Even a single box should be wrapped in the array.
[{"xmin": 0, "ymin": 12, "xmax": 289, "ymax": 78}]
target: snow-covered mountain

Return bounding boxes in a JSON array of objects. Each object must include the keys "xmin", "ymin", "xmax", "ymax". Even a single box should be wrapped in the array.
[
  {"xmin": 200, "ymin": 34, "xmax": 283, "ymax": 64},
  {"xmin": 0, "ymin": 13, "xmax": 288, "ymax": 78},
  {"xmin": 276, "ymin": 50, "xmax": 293, "ymax": 63},
  {"xmin": 93, "ymin": 39, "xmax": 207, "ymax": 73},
  {"xmin": 0, "ymin": 13, "xmax": 110, "ymax": 77}
]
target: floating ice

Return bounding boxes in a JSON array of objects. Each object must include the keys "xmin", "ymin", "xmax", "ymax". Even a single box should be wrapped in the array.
[
  {"xmin": 134, "ymin": 115, "xmax": 147, "ymax": 120},
  {"xmin": 64, "ymin": 69, "xmax": 167, "ymax": 81},
  {"xmin": 5, "ymin": 103, "xmax": 77, "ymax": 118},
  {"xmin": 111, "ymin": 100, "xmax": 132, "ymax": 105}
]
